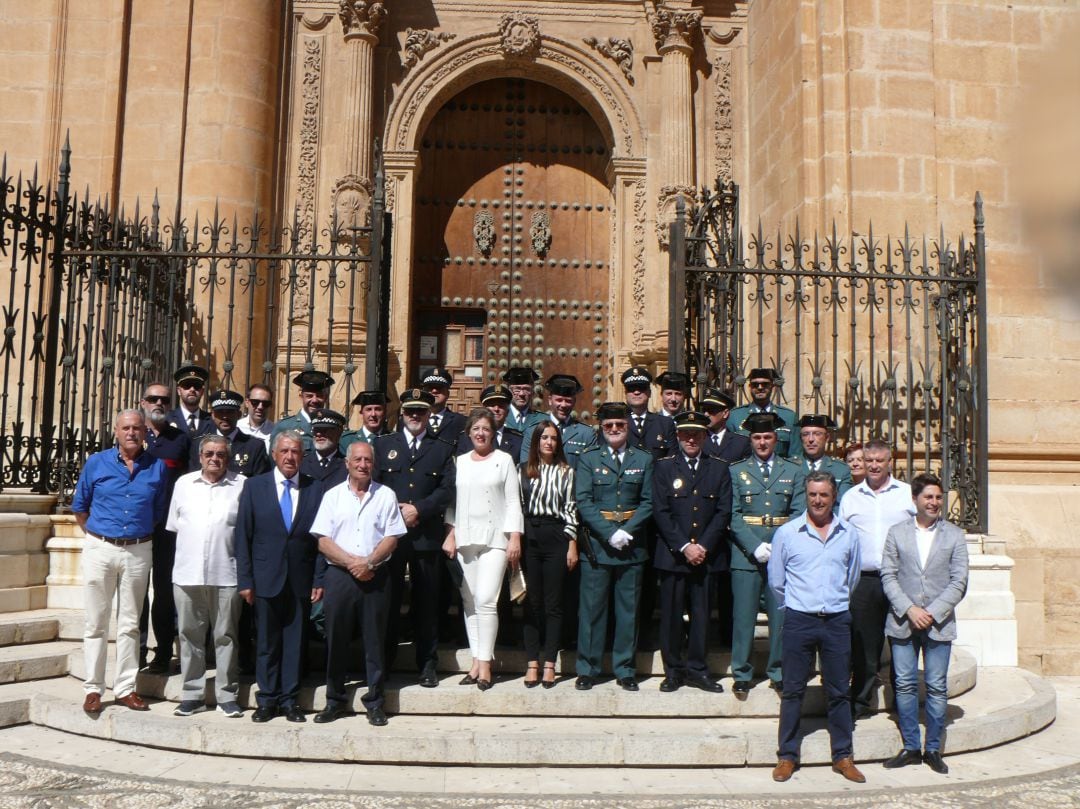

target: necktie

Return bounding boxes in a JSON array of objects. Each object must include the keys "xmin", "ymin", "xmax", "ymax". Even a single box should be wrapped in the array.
[
  {"xmin": 712, "ymin": 433, "xmax": 721, "ymax": 448},
  {"xmin": 411, "ymin": 437, "xmax": 420, "ymax": 457},
  {"xmin": 280, "ymin": 479, "xmax": 293, "ymax": 533},
  {"xmin": 188, "ymin": 413, "xmax": 196, "ymax": 431},
  {"xmin": 761, "ymin": 461, "xmax": 771, "ymax": 479},
  {"xmin": 430, "ymin": 414, "xmax": 440, "ymax": 430},
  {"xmin": 688, "ymin": 458, "xmax": 698, "ymax": 474},
  {"xmin": 613, "ymin": 450, "xmax": 622, "ymax": 469},
  {"xmin": 634, "ymin": 415, "xmax": 644, "ymax": 432}
]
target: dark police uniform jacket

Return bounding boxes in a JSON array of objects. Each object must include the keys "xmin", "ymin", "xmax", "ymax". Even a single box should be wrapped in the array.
[
  {"xmin": 575, "ymin": 444, "xmax": 654, "ymax": 566},
  {"xmin": 373, "ymin": 431, "xmax": 456, "ymax": 553},
  {"xmin": 627, "ymin": 411, "xmax": 678, "ymax": 461},
  {"xmin": 167, "ymin": 406, "xmax": 210, "ymax": 436},
  {"xmin": 704, "ymin": 429, "xmax": 752, "ymax": 464},
  {"xmin": 145, "ymin": 424, "xmax": 191, "ymax": 501},
  {"xmin": 427, "ymin": 409, "xmax": 467, "ymax": 444},
  {"xmin": 300, "ymin": 449, "xmax": 347, "ymax": 487},
  {"xmin": 188, "ymin": 429, "xmax": 272, "ymax": 478},
  {"xmin": 456, "ymin": 426, "xmax": 523, "ymax": 460},
  {"xmin": 651, "ymin": 453, "xmax": 733, "ymax": 574}
]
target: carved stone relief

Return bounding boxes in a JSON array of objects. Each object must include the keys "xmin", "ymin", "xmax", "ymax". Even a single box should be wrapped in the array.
[
  {"xmin": 647, "ymin": 6, "xmax": 702, "ymax": 52},
  {"xmin": 403, "ymin": 29, "xmax": 456, "ymax": 69},
  {"xmin": 632, "ymin": 179, "xmax": 647, "ymax": 342},
  {"xmin": 338, "ymin": 0, "xmax": 386, "ymax": 41},
  {"xmin": 655, "ymin": 184, "xmax": 694, "ymax": 247},
  {"xmin": 498, "ymin": 13, "xmax": 540, "ymax": 58},
  {"xmin": 530, "ymin": 211, "xmax": 552, "ymax": 257},
  {"xmin": 474, "ymin": 211, "xmax": 496, "ymax": 256},
  {"xmin": 383, "ymin": 176, "xmax": 396, "ymax": 213},
  {"xmin": 713, "ymin": 50, "xmax": 733, "ymax": 183},
  {"xmin": 331, "ymin": 174, "xmax": 373, "ymax": 229},
  {"xmin": 294, "ymin": 36, "xmax": 324, "ymax": 312},
  {"xmin": 583, "ymin": 37, "xmax": 634, "ymax": 84}
]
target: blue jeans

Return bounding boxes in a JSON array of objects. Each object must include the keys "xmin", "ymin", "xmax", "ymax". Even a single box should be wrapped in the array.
[{"xmin": 890, "ymin": 633, "xmax": 951, "ymax": 752}]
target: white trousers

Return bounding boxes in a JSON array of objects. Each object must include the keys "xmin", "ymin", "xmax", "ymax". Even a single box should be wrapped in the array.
[
  {"xmin": 458, "ymin": 545, "xmax": 507, "ymax": 662},
  {"xmin": 82, "ymin": 537, "xmax": 153, "ymax": 698}
]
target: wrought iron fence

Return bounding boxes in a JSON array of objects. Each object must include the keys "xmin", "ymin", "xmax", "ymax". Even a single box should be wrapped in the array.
[
  {"xmin": 669, "ymin": 181, "xmax": 989, "ymax": 532},
  {"xmin": 0, "ymin": 140, "xmax": 390, "ymax": 504}
]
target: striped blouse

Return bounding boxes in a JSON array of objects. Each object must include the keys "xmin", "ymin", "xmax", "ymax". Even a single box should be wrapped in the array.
[{"xmin": 521, "ymin": 461, "xmax": 579, "ymax": 539}]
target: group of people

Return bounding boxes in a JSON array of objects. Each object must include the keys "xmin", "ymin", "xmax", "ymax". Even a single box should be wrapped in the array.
[{"xmin": 71, "ymin": 361, "xmax": 968, "ymax": 781}]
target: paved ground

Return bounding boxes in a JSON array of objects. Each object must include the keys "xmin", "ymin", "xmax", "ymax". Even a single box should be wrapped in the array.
[{"xmin": 0, "ymin": 677, "xmax": 1077, "ymax": 808}]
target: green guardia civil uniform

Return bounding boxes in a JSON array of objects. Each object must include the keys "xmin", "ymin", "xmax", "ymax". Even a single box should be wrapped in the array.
[
  {"xmin": 798, "ymin": 455, "xmax": 853, "ymax": 504},
  {"xmin": 574, "ymin": 443, "xmax": 654, "ymax": 679},
  {"xmin": 728, "ymin": 455, "xmax": 807, "ymax": 685},
  {"xmin": 726, "ymin": 404, "xmax": 803, "ymax": 458},
  {"xmin": 270, "ymin": 412, "xmax": 315, "ymax": 453},
  {"xmin": 519, "ymin": 412, "xmax": 597, "ymax": 471}
]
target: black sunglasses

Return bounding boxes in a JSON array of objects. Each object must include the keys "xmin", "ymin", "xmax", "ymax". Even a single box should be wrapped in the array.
[
  {"xmin": 248, "ymin": 399, "xmax": 272, "ymax": 407},
  {"xmin": 143, "ymin": 395, "xmax": 171, "ymax": 404},
  {"xmin": 178, "ymin": 380, "xmax": 204, "ymax": 390}
]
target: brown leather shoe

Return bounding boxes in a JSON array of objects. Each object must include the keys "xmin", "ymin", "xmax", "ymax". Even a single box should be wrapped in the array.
[
  {"xmin": 772, "ymin": 759, "xmax": 796, "ymax": 782},
  {"xmin": 116, "ymin": 693, "xmax": 150, "ymax": 711},
  {"xmin": 832, "ymin": 757, "xmax": 866, "ymax": 783},
  {"xmin": 82, "ymin": 693, "xmax": 102, "ymax": 714}
]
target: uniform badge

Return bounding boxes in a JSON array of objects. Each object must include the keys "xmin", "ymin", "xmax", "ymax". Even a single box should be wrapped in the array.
[
  {"xmin": 673, "ymin": 478, "xmax": 684, "ymax": 490},
  {"xmin": 388, "ymin": 449, "xmax": 398, "ymax": 459},
  {"xmin": 601, "ymin": 468, "xmax": 609, "ymax": 475},
  {"xmin": 745, "ymin": 495, "xmax": 753, "ymax": 504}
]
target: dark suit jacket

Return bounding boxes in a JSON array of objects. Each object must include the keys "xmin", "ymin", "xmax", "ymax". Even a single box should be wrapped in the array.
[
  {"xmin": 187, "ymin": 429, "xmax": 271, "ymax": 477},
  {"xmin": 234, "ymin": 471, "xmax": 323, "ymax": 600},
  {"xmin": 705, "ymin": 429, "xmax": 752, "ymax": 464},
  {"xmin": 427, "ymin": 408, "xmax": 467, "ymax": 444},
  {"xmin": 627, "ymin": 411, "xmax": 678, "ymax": 460},
  {"xmin": 301, "ymin": 449, "xmax": 347, "ymax": 487},
  {"xmin": 167, "ymin": 406, "xmax": 210, "ymax": 435},
  {"xmin": 373, "ymin": 431, "xmax": 456, "ymax": 552},
  {"xmin": 652, "ymin": 454, "xmax": 732, "ymax": 573},
  {"xmin": 456, "ymin": 426, "xmax": 523, "ymax": 460}
]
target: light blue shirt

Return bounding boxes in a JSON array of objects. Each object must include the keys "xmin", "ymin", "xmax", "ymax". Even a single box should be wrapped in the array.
[{"xmin": 768, "ymin": 512, "xmax": 861, "ymax": 614}]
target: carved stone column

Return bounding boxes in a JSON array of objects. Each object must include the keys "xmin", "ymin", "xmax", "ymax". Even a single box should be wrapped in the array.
[
  {"xmin": 335, "ymin": 1, "xmax": 386, "ymax": 224},
  {"xmin": 651, "ymin": 6, "xmax": 701, "ymax": 246}
]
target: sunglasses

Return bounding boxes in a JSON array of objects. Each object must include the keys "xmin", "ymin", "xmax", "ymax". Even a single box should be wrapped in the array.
[
  {"xmin": 749, "ymin": 381, "xmax": 772, "ymax": 389},
  {"xmin": 200, "ymin": 451, "xmax": 230, "ymax": 459},
  {"xmin": 178, "ymin": 381, "xmax": 204, "ymax": 390},
  {"xmin": 624, "ymin": 385, "xmax": 650, "ymax": 394},
  {"xmin": 143, "ymin": 395, "xmax": 170, "ymax": 404},
  {"xmin": 702, "ymin": 405, "xmax": 728, "ymax": 414},
  {"xmin": 248, "ymin": 399, "xmax": 271, "ymax": 408},
  {"xmin": 601, "ymin": 421, "xmax": 627, "ymax": 432}
]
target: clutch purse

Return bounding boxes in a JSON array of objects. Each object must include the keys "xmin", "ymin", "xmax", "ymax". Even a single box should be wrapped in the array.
[{"xmin": 508, "ymin": 566, "xmax": 527, "ymax": 604}]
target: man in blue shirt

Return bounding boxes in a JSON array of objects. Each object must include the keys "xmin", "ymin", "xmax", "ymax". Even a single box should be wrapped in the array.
[
  {"xmin": 71, "ymin": 409, "xmax": 168, "ymax": 715},
  {"xmin": 767, "ymin": 470, "xmax": 864, "ymax": 784}
]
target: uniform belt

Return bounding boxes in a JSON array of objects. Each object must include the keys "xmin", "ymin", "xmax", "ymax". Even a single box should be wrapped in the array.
[
  {"xmin": 600, "ymin": 509, "xmax": 637, "ymax": 523},
  {"xmin": 741, "ymin": 515, "xmax": 789, "ymax": 527},
  {"xmin": 94, "ymin": 534, "xmax": 152, "ymax": 546}
]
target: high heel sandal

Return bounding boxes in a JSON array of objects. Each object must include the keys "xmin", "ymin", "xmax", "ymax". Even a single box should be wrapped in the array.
[
  {"xmin": 459, "ymin": 673, "xmax": 479, "ymax": 686},
  {"xmin": 542, "ymin": 664, "xmax": 557, "ymax": 689},
  {"xmin": 524, "ymin": 664, "xmax": 540, "ymax": 689}
]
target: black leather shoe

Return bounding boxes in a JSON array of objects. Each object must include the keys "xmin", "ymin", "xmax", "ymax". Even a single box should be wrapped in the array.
[
  {"xmin": 685, "ymin": 675, "xmax": 724, "ymax": 693},
  {"xmin": 284, "ymin": 705, "xmax": 306, "ymax": 723},
  {"xmin": 659, "ymin": 677, "xmax": 682, "ymax": 692},
  {"xmin": 366, "ymin": 706, "xmax": 388, "ymax": 726},
  {"xmin": 883, "ymin": 749, "xmax": 922, "ymax": 769},
  {"xmin": 419, "ymin": 666, "xmax": 439, "ymax": 688},
  {"xmin": 769, "ymin": 680, "xmax": 783, "ymax": 692},
  {"xmin": 575, "ymin": 676, "xmax": 594, "ymax": 691},
  {"xmin": 733, "ymin": 680, "xmax": 751, "ymax": 695},
  {"xmin": 251, "ymin": 705, "xmax": 276, "ymax": 723},
  {"xmin": 616, "ymin": 676, "xmax": 639, "ymax": 692},
  {"xmin": 313, "ymin": 704, "xmax": 354, "ymax": 724},
  {"xmin": 923, "ymin": 750, "xmax": 949, "ymax": 774},
  {"xmin": 146, "ymin": 656, "xmax": 170, "ymax": 675}
]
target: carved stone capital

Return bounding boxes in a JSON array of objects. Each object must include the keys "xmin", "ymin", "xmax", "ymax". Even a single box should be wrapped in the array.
[
  {"xmin": 403, "ymin": 28, "xmax": 457, "ymax": 69},
  {"xmin": 583, "ymin": 36, "xmax": 634, "ymax": 84},
  {"xmin": 656, "ymin": 184, "xmax": 695, "ymax": 247},
  {"xmin": 339, "ymin": 0, "xmax": 386, "ymax": 43},
  {"xmin": 648, "ymin": 6, "xmax": 702, "ymax": 54},
  {"xmin": 498, "ymin": 13, "xmax": 540, "ymax": 59}
]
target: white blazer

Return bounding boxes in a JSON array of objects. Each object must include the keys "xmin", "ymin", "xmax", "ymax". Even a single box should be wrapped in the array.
[{"xmin": 445, "ymin": 449, "xmax": 524, "ymax": 549}]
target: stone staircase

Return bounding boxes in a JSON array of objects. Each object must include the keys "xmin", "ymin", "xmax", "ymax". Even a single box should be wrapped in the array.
[{"xmin": 0, "ymin": 608, "xmax": 1058, "ymax": 767}]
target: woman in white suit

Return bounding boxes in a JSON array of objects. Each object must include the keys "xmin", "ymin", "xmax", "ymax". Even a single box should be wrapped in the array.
[{"xmin": 443, "ymin": 408, "xmax": 524, "ymax": 689}]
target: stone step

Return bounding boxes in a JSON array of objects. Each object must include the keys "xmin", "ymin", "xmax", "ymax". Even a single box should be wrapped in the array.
[
  {"xmin": 67, "ymin": 647, "xmax": 978, "ymax": 719},
  {"xmin": 26, "ymin": 665, "xmax": 1056, "ymax": 766},
  {"xmin": 0, "ymin": 640, "xmax": 79, "ymax": 684},
  {"xmin": 0, "ymin": 613, "xmax": 59, "ymax": 646}
]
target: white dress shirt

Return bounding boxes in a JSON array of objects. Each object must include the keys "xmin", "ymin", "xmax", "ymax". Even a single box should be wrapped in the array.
[
  {"xmin": 311, "ymin": 480, "xmax": 406, "ymax": 558},
  {"xmin": 166, "ymin": 470, "xmax": 247, "ymax": 586},
  {"xmin": 838, "ymin": 476, "xmax": 916, "ymax": 572},
  {"xmin": 914, "ymin": 518, "xmax": 938, "ymax": 569},
  {"xmin": 237, "ymin": 415, "xmax": 274, "ymax": 449}
]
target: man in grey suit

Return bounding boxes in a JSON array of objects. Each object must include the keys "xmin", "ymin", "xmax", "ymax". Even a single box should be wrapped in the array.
[{"xmin": 880, "ymin": 472, "xmax": 969, "ymax": 774}]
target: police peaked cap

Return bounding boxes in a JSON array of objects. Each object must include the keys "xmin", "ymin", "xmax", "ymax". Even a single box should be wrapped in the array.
[
  {"xmin": 352, "ymin": 390, "xmax": 387, "ymax": 407},
  {"xmin": 311, "ymin": 408, "xmax": 347, "ymax": 430},
  {"xmin": 747, "ymin": 368, "xmax": 779, "ymax": 382},
  {"xmin": 674, "ymin": 411, "xmax": 710, "ymax": 431},
  {"xmin": 621, "ymin": 367, "xmax": 653, "ymax": 386},
  {"xmin": 655, "ymin": 371, "xmax": 689, "ymax": 392},
  {"xmin": 798, "ymin": 414, "xmax": 837, "ymax": 430},
  {"xmin": 596, "ymin": 402, "xmax": 630, "ymax": 421},
  {"xmin": 400, "ymin": 388, "xmax": 435, "ymax": 409},
  {"xmin": 420, "ymin": 368, "xmax": 454, "ymax": 387},
  {"xmin": 503, "ymin": 366, "xmax": 539, "ymax": 385},
  {"xmin": 208, "ymin": 389, "xmax": 243, "ymax": 411},
  {"xmin": 545, "ymin": 374, "xmax": 583, "ymax": 396},
  {"xmin": 174, "ymin": 364, "xmax": 209, "ymax": 385},
  {"xmin": 700, "ymin": 388, "xmax": 736, "ymax": 409},
  {"xmin": 292, "ymin": 370, "xmax": 334, "ymax": 390},
  {"xmin": 481, "ymin": 384, "xmax": 512, "ymax": 404},
  {"xmin": 741, "ymin": 412, "xmax": 786, "ymax": 434}
]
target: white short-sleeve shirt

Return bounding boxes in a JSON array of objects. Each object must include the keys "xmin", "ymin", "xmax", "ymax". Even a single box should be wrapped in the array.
[{"xmin": 311, "ymin": 479, "xmax": 407, "ymax": 558}]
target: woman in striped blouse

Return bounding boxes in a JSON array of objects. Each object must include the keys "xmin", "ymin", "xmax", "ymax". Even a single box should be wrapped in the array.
[{"xmin": 520, "ymin": 423, "xmax": 579, "ymax": 688}]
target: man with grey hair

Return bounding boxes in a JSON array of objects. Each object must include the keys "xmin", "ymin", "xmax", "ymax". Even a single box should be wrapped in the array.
[
  {"xmin": 167, "ymin": 434, "xmax": 247, "ymax": 718},
  {"xmin": 72, "ymin": 409, "xmax": 168, "ymax": 714}
]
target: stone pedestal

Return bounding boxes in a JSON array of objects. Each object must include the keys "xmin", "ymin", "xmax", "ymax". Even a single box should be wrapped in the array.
[
  {"xmin": 955, "ymin": 539, "xmax": 1019, "ymax": 666},
  {"xmin": 0, "ymin": 495, "xmax": 55, "ymax": 613},
  {"xmin": 45, "ymin": 516, "xmax": 85, "ymax": 610}
]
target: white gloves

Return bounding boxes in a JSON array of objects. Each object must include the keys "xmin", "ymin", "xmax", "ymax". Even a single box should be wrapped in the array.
[
  {"xmin": 608, "ymin": 529, "xmax": 633, "ymax": 550},
  {"xmin": 753, "ymin": 542, "xmax": 772, "ymax": 564}
]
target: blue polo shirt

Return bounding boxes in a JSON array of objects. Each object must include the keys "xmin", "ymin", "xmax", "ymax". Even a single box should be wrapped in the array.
[
  {"xmin": 768, "ymin": 512, "xmax": 861, "ymax": 614},
  {"xmin": 71, "ymin": 448, "xmax": 168, "ymax": 539}
]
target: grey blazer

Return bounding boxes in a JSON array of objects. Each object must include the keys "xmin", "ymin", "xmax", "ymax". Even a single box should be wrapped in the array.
[{"xmin": 881, "ymin": 518, "xmax": 969, "ymax": 641}]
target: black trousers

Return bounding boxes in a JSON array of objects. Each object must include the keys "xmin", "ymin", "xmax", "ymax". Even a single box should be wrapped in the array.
[
  {"xmin": 658, "ymin": 567, "xmax": 712, "ymax": 679},
  {"xmin": 253, "ymin": 584, "xmax": 310, "ymax": 710},
  {"xmin": 149, "ymin": 526, "xmax": 176, "ymax": 660},
  {"xmin": 637, "ymin": 523, "xmax": 660, "ymax": 646},
  {"xmin": 385, "ymin": 544, "xmax": 442, "ymax": 671},
  {"xmin": 522, "ymin": 517, "xmax": 569, "ymax": 664},
  {"xmin": 324, "ymin": 564, "xmax": 389, "ymax": 711},
  {"xmin": 849, "ymin": 571, "xmax": 888, "ymax": 712}
]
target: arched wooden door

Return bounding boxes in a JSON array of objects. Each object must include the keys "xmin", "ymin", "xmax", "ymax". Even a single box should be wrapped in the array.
[{"xmin": 411, "ymin": 77, "xmax": 612, "ymax": 420}]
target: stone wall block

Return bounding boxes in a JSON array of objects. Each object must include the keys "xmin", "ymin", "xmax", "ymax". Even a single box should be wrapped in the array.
[
  {"xmin": 935, "ymin": 42, "xmax": 1017, "ymax": 85},
  {"xmin": 945, "ymin": 5, "xmax": 1015, "ymax": 44}
]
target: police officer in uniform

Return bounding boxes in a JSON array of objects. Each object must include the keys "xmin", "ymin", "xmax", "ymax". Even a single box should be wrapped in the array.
[
  {"xmin": 520, "ymin": 374, "xmax": 597, "ymax": 470},
  {"xmin": 652, "ymin": 411, "xmax": 732, "ymax": 692},
  {"xmin": 301, "ymin": 409, "xmax": 349, "ymax": 486},
  {"xmin": 342, "ymin": 391, "xmax": 391, "ymax": 452},
  {"xmin": 797, "ymin": 414, "xmax": 852, "ymax": 503},
  {"xmin": 655, "ymin": 371, "xmax": 690, "ymax": 420},
  {"xmin": 167, "ymin": 364, "xmax": 210, "ymax": 435},
  {"xmin": 729, "ymin": 412, "xmax": 807, "ymax": 694},
  {"xmin": 503, "ymin": 366, "xmax": 539, "ymax": 431},
  {"xmin": 702, "ymin": 388, "xmax": 752, "ymax": 463},
  {"xmin": 457, "ymin": 384, "xmax": 523, "ymax": 458},
  {"xmin": 726, "ymin": 369, "xmax": 803, "ymax": 458},
  {"xmin": 271, "ymin": 370, "xmax": 334, "ymax": 453},
  {"xmin": 373, "ymin": 389, "xmax": 457, "ymax": 686},
  {"xmin": 190, "ymin": 390, "xmax": 272, "ymax": 477},
  {"xmin": 574, "ymin": 402, "xmax": 654, "ymax": 691},
  {"xmin": 419, "ymin": 368, "xmax": 467, "ymax": 442},
  {"xmin": 622, "ymin": 366, "xmax": 677, "ymax": 459}
]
